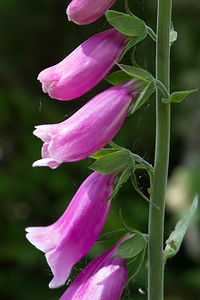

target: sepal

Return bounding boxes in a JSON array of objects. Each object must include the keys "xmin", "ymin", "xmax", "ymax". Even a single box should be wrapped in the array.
[
  {"xmin": 106, "ymin": 164, "xmax": 133, "ymax": 202},
  {"xmin": 90, "ymin": 148, "xmax": 119, "ymax": 159},
  {"xmin": 105, "ymin": 70, "xmax": 132, "ymax": 85},
  {"xmin": 97, "ymin": 229, "xmax": 126, "ymax": 243},
  {"xmin": 89, "ymin": 149, "xmax": 132, "ymax": 174},
  {"xmin": 94, "ymin": 230, "xmax": 127, "ymax": 254},
  {"xmin": 130, "ymin": 81, "xmax": 155, "ymax": 114},
  {"xmin": 105, "ymin": 10, "xmax": 147, "ymax": 38},
  {"xmin": 122, "ymin": 32, "xmax": 147, "ymax": 58},
  {"xmin": 113, "ymin": 232, "xmax": 147, "ymax": 259},
  {"xmin": 111, "ymin": 65, "xmax": 155, "ymax": 114},
  {"xmin": 126, "ymin": 246, "xmax": 146, "ymax": 284},
  {"xmin": 90, "ymin": 145, "xmax": 153, "ymax": 202},
  {"xmin": 117, "ymin": 64, "xmax": 153, "ymax": 83}
]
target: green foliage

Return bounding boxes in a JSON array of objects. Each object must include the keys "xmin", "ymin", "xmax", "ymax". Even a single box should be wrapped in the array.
[
  {"xmin": 106, "ymin": 164, "xmax": 133, "ymax": 202},
  {"xmin": 105, "ymin": 70, "xmax": 133, "ymax": 85},
  {"xmin": 113, "ymin": 233, "xmax": 147, "ymax": 259},
  {"xmin": 130, "ymin": 80, "xmax": 155, "ymax": 114},
  {"xmin": 164, "ymin": 195, "xmax": 198, "ymax": 261},
  {"xmin": 126, "ymin": 246, "xmax": 147, "ymax": 284},
  {"xmin": 117, "ymin": 64, "xmax": 153, "ymax": 82},
  {"xmin": 97, "ymin": 229, "xmax": 126, "ymax": 243},
  {"xmin": 90, "ymin": 149, "xmax": 132, "ymax": 174},
  {"xmin": 162, "ymin": 89, "xmax": 198, "ymax": 103},
  {"xmin": 121, "ymin": 32, "xmax": 148, "ymax": 58},
  {"xmin": 90, "ymin": 148, "xmax": 119, "ymax": 159},
  {"xmin": 105, "ymin": 10, "xmax": 147, "ymax": 37}
]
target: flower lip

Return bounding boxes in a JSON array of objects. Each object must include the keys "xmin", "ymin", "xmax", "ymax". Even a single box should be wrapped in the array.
[{"xmin": 32, "ymin": 158, "xmax": 60, "ymax": 169}]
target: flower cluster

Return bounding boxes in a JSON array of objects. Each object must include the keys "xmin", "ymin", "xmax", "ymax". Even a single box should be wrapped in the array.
[{"xmin": 27, "ymin": 1, "xmax": 145, "ymax": 299}]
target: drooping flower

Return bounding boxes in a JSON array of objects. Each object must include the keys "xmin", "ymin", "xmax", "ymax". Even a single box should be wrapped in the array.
[
  {"xmin": 38, "ymin": 29, "xmax": 128, "ymax": 100},
  {"xmin": 33, "ymin": 79, "xmax": 143, "ymax": 169},
  {"xmin": 25, "ymin": 172, "xmax": 116, "ymax": 288},
  {"xmin": 60, "ymin": 237, "xmax": 128, "ymax": 300},
  {"xmin": 67, "ymin": 0, "xmax": 117, "ymax": 25}
]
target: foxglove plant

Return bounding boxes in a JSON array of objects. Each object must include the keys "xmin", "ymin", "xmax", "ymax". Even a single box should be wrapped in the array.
[
  {"xmin": 33, "ymin": 79, "xmax": 143, "ymax": 169},
  {"xmin": 26, "ymin": 172, "xmax": 116, "ymax": 288},
  {"xmin": 60, "ymin": 238, "xmax": 128, "ymax": 300},
  {"xmin": 67, "ymin": 0, "xmax": 117, "ymax": 24},
  {"xmin": 38, "ymin": 29, "xmax": 128, "ymax": 100},
  {"xmin": 28, "ymin": 0, "xmax": 199, "ymax": 299}
]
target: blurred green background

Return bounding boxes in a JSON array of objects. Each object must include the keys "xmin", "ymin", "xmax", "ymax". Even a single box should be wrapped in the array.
[{"xmin": 0, "ymin": 0, "xmax": 200, "ymax": 299}]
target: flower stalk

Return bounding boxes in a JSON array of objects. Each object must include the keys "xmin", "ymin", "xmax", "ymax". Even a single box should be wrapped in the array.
[{"xmin": 148, "ymin": 0, "xmax": 172, "ymax": 300}]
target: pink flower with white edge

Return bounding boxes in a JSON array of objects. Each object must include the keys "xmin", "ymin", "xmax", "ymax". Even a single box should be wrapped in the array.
[
  {"xmin": 33, "ymin": 79, "xmax": 143, "ymax": 169},
  {"xmin": 38, "ymin": 29, "xmax": 128, "ymax": 100},
  {"xmin": 67, "ymin": 0, "xmax": 117, "ymax": 25},
  {"xmin": 60, "ymin": 237, "xmax": 128, "ymax": 300},
  {"xmin": 25, "ymin": 172, "xmax": 116, "ymax": 288}
]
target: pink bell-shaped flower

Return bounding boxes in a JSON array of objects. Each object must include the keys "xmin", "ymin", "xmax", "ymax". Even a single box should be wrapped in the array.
[
  {"xmin": 38, "ymin": 29, "xmax": 128, "ymax": 100},
  {"xmin": 67, "ymin": 0, "xmax": 117, "ymax": 25},
  {"xmin": 25, "ymin": 172, "xmax": 116, "ymax": 288},
  {"xmin": 60, "ymin": 237, "xmax": 128, "ymax": 300},
  {"xmin": 33, "ymin": 79, "xmax": 143, "ymax": 169}
]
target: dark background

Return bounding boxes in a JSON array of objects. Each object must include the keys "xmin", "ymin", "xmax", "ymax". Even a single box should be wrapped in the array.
[{"xmin": 0, "ymin": 0, "xmax": 200, "ymax": 299}]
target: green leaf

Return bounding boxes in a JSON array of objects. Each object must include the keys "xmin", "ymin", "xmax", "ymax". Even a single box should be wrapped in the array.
[
  {"xmin": 105, "ymin": 70, "xmax": 132, "ymax": 85},
  {"xmin": 121, "ymin": 31, "xmax": 147, "ymax": 59},
  {"xmin": 97, "ymin": 229, "xmax": 125, "ymax": 243},
  {"xmin": 93, "ymin": 230, "xmax": 126, "ymax": 256},
  {"xmin": 109, "ymin": 140, "xmax": 123, "ymax": 149},
  {"xmin": 164, "ymin": 195, "xmax": 198, "ymax": 261},
  {"xmin": 162, "ymin": 89, "xmax": 198, "ymax": 103},
  {"xmin": 113, "ymin": 233, "xmax": 147, "ymax": 258},
  {"xmin": 126, "ymin": 246, "xmax": 147, "ymax": 284},
  {"xmin": 117, "ymin": 64, "xmax": 153, "ymax": 82},
  {"xmin": 89, "ymin": 150, "xmax": 132, "ymax": 174},
  {"xmin": 130, "ymin": 80, "xmax": 155, "ymax": 114},
  {"xmin": 90, "ymin": 148, "xmax": 118, "ymax": 159},
  {"xmin": 105, "ymin": 164, "xmax": 133, "ymax": 201},
  {"xmin": 105, "ymin": 10, "xmax": 147, "ymax": 37}
]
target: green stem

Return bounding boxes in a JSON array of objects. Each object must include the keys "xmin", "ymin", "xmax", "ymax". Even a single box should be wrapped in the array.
[{"xmin": 148, "ymin": 0, "xmax": 172, "ymax": 300}]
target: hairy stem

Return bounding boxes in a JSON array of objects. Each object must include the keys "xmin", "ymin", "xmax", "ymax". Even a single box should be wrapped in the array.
[{"xmin": 148, "ymin": 0, "xmax": 172, "ymax": 299}]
